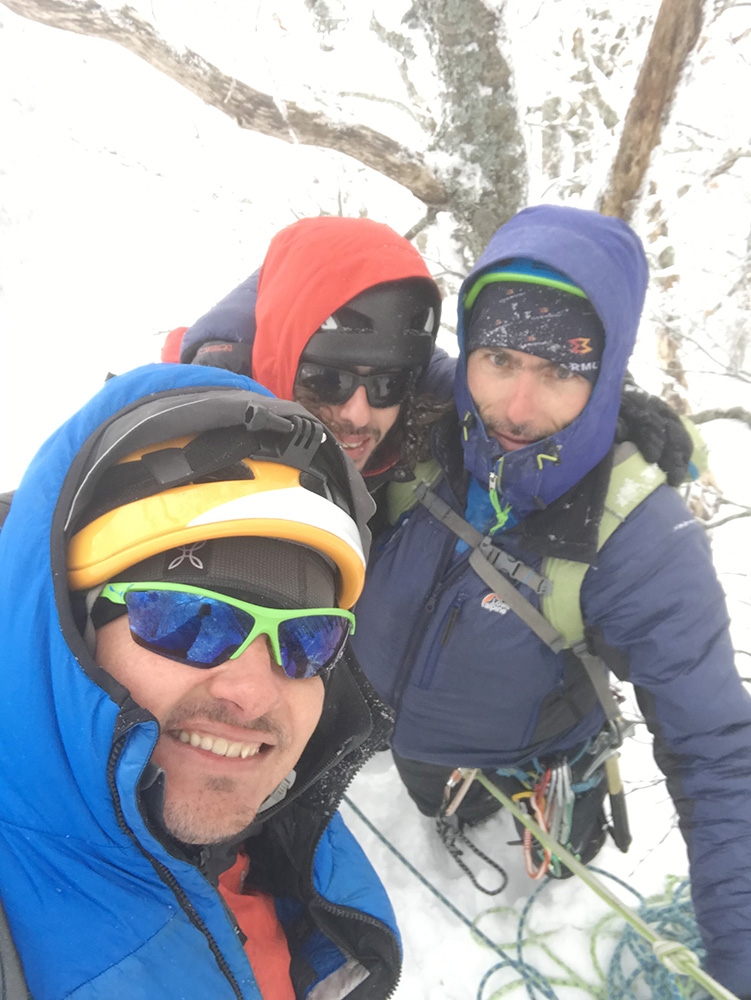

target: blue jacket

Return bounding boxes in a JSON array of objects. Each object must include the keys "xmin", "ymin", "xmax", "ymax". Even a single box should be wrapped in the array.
[
  {"xmin": 0, "ymin": 364, "xmax": 399, "ymax": 1000},
  {"xmin": 352, "ymin": 206, "xmax": 751, "ymax": 995}
]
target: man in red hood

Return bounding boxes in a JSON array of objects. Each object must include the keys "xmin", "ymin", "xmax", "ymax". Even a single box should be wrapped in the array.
[
  {"xmin": 169, "ymin": 217, "xmax": 447, "ymax": 482},
  {"xmin": 166, "ymin": 215, "xmax": 694, "ymax": 498}
]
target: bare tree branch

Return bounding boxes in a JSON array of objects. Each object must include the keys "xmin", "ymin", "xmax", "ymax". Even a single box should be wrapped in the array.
[
  {"xmin": 599, "ymin": 0, "xmax": 704, "ymax": 220},
  {"xmin": 691, "ymin": 406, "xmax": 751, "ymax": 427},
  {"xmin": 704, "ymin": 509, "xmax": 751, "ymax": 529},
  {"xmin": 403, "ymin": 208, "xmax": 439, "ymax": 242},
  {"xmin": 656, "ymin": 316, "xmax": 751, "ymax": 384},
  {"xmin": 709, "ymin": 147, "xmax": 751, "ymax": 179},
  {"xmin": 1, "ymin": 0, "xmax": 449, "ymax": 206}
]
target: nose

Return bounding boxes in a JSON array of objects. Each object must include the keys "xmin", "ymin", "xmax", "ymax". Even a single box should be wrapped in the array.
[
  {"xmin": 335, "ymin": 384, "xmax": 372, "ymax": 428},
  {"xmin": 205, "ymin": 636, "xmax": 283, "ymax": 716},
  {"xmin": 503, "ymin": 371, "xmax": 540, "ymax": 428}
]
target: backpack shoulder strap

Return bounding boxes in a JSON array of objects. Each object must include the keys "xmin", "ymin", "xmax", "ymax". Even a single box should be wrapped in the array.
[
  {"xmin": 540, "ymin": 443, "xmax": 667, "ymax": 646},
  {"xmin": 683, "ymin": 414, "xmax": 709, "ymax": 480},
  {"xmin": 412, "ymin": 445, "xmax": 670, "ymax": 742},
  {"xmin": 386, "ymin": 459, "xmax": 442, "ymax": 526}
]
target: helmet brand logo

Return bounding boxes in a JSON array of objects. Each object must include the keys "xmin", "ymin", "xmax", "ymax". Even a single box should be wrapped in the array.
[
  {"xmin": 568, "ymin": 337, "xmax": 592, "ymax": 355},
  {"xmin": 168, "ymin": 541, "xmax": 207, "ymax": 571}
]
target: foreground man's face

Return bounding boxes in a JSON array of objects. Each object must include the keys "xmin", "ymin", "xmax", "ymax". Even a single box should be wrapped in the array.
[
  {"xmin": 467, "ymin": 347, "xmax": 592, "ymax": 451},
  {"xmin": 96, "ymin": 617, "xmax": 324, "ymax": 844}
]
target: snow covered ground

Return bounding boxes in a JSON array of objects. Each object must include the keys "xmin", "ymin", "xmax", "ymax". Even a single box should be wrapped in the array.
[{"xmin": 1, "ymin": 3, "xmax": 750, "ymax": 997}]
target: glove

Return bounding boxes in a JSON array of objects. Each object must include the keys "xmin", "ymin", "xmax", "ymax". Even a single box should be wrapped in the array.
[
  {"xmin": 192, "ymin": 340, "xmax": 252, "ymax": 376},
  {"xmin": 615, "ymin": 381, "xmax": 693, "ymax": 487}
]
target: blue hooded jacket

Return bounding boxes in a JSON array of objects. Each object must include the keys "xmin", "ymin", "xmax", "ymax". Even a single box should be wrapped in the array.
[
  {"xmin": 352, "ymin": 206, "xmax": 751, "ymax": 995},
  {"xmin": 0, "ymin": 363, "xmax": 399, "ymax": 1000},
  {"xmin": 454, "ymin": 204, "xmax": 648, "ymax": 519}
]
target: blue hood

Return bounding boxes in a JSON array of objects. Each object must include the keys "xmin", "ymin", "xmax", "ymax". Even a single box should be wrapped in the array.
[
  {"xmin": 0, "ymin": 365, "xmax": 278, "ymax": 999},
  {"xmin": 455, "ymin": 204, "xmax": 648, "ymax": 518}
]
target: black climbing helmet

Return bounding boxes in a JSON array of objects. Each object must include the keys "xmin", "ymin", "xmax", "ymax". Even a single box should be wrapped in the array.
[{"xmin": 300, "ymin": 277, "xmax": 441, "ymax": 372}]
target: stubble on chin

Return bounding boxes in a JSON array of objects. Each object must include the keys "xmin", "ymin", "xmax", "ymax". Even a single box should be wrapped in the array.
[
  {"xmin": 155, "ymin": 702, "xmax": 288, "ymax": 845},
  {"xmin": 160, "ymin": 772, "xmax": 259, "ymax": 845}
]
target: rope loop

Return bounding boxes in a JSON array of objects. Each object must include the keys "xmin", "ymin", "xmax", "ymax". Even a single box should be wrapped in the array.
[{"xmin": 652, "ymin": 938, "xmax": 700, "ymax": 974}]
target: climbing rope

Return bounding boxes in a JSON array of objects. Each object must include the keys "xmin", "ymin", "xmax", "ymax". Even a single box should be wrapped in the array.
[
  {"xmin": 435, "ymin": 813, "xmax": 509, "ymax": 895},
  {"xmin": 471, "ymin": 872, "xmax": 708, "ymax": 999},
  {"xmin": 471, "ymin": 770, "xmax": 739, "ymax": 1000},
  {"xmin": 342, "ymin": 794, "xmax": 557, "ymax": 994},
  {"xmin": 436, "ymin": 767, "xmax": 508, "ymax": 895},
  {"xmin": 342, "ymin": 789, "xmax": 740, "ymax": 1000}
]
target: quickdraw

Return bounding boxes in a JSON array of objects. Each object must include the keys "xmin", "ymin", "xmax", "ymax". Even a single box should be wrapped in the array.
[{"xmin": 515, "ymin": 759, "xmax": 582, "ymax": 879}]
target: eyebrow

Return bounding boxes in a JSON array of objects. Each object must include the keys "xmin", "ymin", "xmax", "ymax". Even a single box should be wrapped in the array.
[{"xmin": 486, "ymin": 349, "xmax": 564, "ymax": 372}]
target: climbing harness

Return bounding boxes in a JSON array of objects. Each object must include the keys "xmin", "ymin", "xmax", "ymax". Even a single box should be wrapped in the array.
[{"xmin": 440, "ymin": 725, "xmax": 631, "ymax": 884}]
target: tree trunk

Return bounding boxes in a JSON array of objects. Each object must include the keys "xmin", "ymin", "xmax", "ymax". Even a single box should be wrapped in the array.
[
  {"xmin": 599, "ymin": 0, "xmax": 704, "ymax": 220},
  {"xmin": 408, "ymin": 0, "xmax": 527, "ymax": 260}
]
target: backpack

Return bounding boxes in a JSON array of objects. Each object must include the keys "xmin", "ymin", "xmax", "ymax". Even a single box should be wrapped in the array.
[{"xmin": 385, "ymin": 426, "xmax": 707, "ymax": 741}]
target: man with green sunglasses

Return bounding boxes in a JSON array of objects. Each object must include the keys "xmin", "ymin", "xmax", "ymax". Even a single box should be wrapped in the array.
[{"xmin": 0, "ymin": 363, "xmax": 400, "ymax": 999}]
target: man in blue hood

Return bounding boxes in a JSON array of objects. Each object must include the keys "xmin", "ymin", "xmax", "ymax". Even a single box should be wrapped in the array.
[
  {"xmin": 0, "ymin": 363, "xmax": 400, "ymax": 999},
  {"xmin": 352, "ymin": 205, "xmax": 751, "ymax": 997}
]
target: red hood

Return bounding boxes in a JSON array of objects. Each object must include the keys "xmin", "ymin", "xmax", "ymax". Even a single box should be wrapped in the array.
[
  {"xmin": 161, "ymin": 326, "xmax": 188, "ymax": 363},
  {"xmin": 252, "ymin": 217, "xmax": 435, "ymax": 400}
]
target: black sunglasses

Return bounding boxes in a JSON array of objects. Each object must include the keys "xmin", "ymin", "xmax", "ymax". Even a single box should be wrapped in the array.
[{"xmin": 295, "ymin": 363, "xmax": 418, "ymax": 409}]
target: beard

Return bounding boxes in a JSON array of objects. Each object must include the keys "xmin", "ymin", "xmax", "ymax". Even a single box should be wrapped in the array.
[{"xmin": 153, "ymin": 699, "xmax": 289, "ymax": 845}]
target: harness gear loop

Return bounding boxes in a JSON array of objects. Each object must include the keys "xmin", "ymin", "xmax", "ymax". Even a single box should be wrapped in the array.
[
  {"xmin": 442, "ymin": 767, "xmax": 478, "ymax": 818},
  {"xmin": 522, "ymin": 769, "xmax": 553, "ymax": 880}
]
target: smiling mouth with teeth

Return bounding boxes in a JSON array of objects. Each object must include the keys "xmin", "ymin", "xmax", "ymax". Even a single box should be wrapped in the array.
[{"xmin": 176, "ymin": 730, "xmax": 263, "ymax": 759}]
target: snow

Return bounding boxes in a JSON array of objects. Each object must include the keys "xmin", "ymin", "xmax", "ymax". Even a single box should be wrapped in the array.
[{"xmin": 1, "ymin": 2, "xmax": 749, "ymax": 997}]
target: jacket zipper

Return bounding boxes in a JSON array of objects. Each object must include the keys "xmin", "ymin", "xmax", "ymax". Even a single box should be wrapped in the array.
[
  {"xmin": 106, "ymin": 736, "xmax": 247, "ymax": 1000},
  {"xmin": 389, "ymin": 526, "xmax": 470, "ymax": 711},
  {"xmin": 255, "ymin": 725, "xmax": 402, "ymax": 998},
  {"xmin": 416, "ymin": 592, "xmax": 468, "ymax": 689},
  {"xmin": 303, "ymin": 812, "xmax": 401, "ymax": 1000}
]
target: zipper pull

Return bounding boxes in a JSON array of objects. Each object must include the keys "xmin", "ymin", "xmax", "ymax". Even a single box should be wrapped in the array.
[{"xmin": 489, "ymin": 456, "xmax": 503, "ymax": 494}]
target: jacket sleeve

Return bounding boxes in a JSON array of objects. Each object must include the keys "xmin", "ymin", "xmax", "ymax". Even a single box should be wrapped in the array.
[
  {"xmin": 180, "ymin": 271, "xmax": 260, "ymax": 362},
  {"xmin": 581, "ymin": 485, "xmax": 751, "ymax": 997}
]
